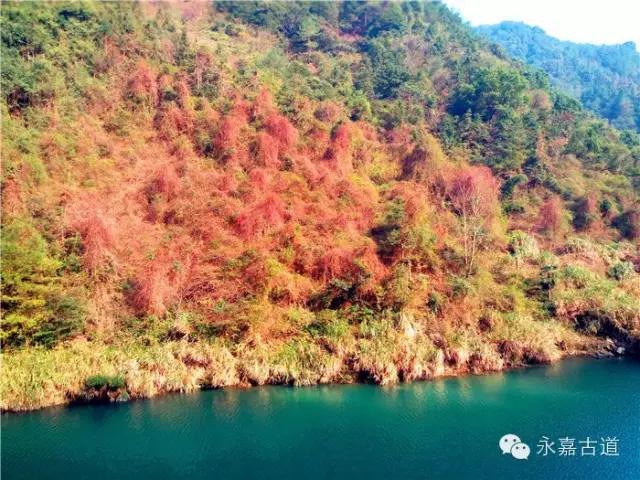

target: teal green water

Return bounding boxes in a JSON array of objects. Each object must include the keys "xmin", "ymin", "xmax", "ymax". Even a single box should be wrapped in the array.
[{"xmin": 2, "ymin": 358, "xmax": 639, "ymax": 479}]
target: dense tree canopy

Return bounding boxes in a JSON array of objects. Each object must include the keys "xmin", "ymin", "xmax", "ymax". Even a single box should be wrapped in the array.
[{"xmin": 478, "ymin": 21, "xmax": 640, "ymax": 133}]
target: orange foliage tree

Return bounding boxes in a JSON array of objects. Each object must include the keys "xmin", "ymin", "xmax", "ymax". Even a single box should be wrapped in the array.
[
  {"xmin": 214, "ymin": 100, "xmax": 250, "ymax": 164},
  {"xmin": 537, "ymin": 197, "xmax": 563, "ymax": 237},
  {"xmin": 126, "ymin": 60, "xmax": 158, "ymax": 105},
  {"xmin": 155, "ymin": 105, "xmax": 194, "ymax": 141},
  {"xmin": 446, "ymin": 165, "xmax": 500, "ymax": 275},
  {"xmin": 71, "ymin": 211, "xmax": 114, "ymax": 274},
  {"xmin": 256, "ymin": 132, "xmax": 281, "ymax": 168},
  {"xmin": 235, "ymin": 194, "xmax": 287, "ymax": 239},
  {"xmin": 264, "ymin": 112, "xmax": 297, "ymax": 151},
  {"xmin": 323, "ymin": 122, "xmax": 352, "ymax": 174},
  {"xmin": 131, "ymin": 261, "xmax": 174, "ymax": 316}
]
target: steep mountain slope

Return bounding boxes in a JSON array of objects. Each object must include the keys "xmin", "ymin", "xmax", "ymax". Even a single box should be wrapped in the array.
[
  {"xmin": 477, "ymin": 21, "xmax": 640, "ymax": 132},
  {"xmin": 1, "ymin": 1, "xmax": 639, "ymax": 411}
]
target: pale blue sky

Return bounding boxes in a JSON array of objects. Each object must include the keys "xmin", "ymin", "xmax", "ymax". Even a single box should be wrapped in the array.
[{"xmin": 443, "ymin": 0, "xmax": 640, "ymax": 49}]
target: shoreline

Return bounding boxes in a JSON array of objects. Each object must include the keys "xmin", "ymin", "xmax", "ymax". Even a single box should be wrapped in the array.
[{"xmin": 2, "ymin": 336, "xmax": 633, "ymax": 414}]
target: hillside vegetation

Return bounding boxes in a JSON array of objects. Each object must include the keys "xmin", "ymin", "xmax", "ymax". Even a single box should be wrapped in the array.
[
  {"xmin": 1, "ymin": 1, "xmax": 639, "ymax": 411},
  {"xmin": 477, "ymin": 21, "xmax": 640, "ymax": 132}
]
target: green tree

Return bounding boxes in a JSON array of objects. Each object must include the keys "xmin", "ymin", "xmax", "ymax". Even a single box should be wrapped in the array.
[
  {"xmin": 364, "ymin": 37, "xmax": 410, "ymax": 99},
  {"xmin": 1, "ymin": 219, "xmax": 84, "ymax": 347}
]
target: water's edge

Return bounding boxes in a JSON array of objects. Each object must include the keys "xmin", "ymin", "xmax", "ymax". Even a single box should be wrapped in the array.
[
  {"xmin": 3, "ymin": 356, "xmax": 639, "ymax": 480},
  {"xmin": 4, "ymin": 345, "xmax": 633, "ymax": 415}
]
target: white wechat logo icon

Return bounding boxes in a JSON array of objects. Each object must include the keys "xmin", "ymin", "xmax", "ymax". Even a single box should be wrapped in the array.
[{"xmin": 499, "ymin": 434, "xmax": 530, "ymax": 460}]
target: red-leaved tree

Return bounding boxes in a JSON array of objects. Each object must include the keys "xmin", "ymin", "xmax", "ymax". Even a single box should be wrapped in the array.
[
  {"xmin": 235, "ymin": 194, "xmax": 287, "ymax": 238},
  {"xmin": 446, "ymin": 165, "xmax": 500, "ymax": 275},
  {"xmin": 537, "ymin": 197, "xmax": 563, "ymax": 237},
  {"xmin": 264, "ymin": 113, "xmax": 297, "ymax": 152},
  {"xmin": 126, "ymin": 61, "xmax": 158, "ymax": 105},
  {"xmin": 323, "ymin": 122, "xmax": 352, "ymax": 175},
  {"xmin": 72, "ymin": 211, "xmax": 114, "ymax": 274},
  {"xmin": 256, "ymin": 131, "xmax": 280, "ymax": 168}
]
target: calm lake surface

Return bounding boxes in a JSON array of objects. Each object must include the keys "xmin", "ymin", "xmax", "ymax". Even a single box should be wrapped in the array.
[{"xmin": 2, "ymin": 357, "xmax": 639, "ymax": 480}]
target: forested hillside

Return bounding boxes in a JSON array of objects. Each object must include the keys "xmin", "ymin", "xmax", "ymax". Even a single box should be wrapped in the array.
[
  {"xmin": 1, "ymin": 1, "xmax": 639, "ymax": 411},
  {"xmin": 477, "ymin": 21, "xmax": 640, "ymax": 132}
]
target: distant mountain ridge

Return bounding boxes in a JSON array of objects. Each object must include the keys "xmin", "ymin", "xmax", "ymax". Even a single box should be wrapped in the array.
[{"xmin": 477, "ymin": 21, "xmax": 640, "ymax": 132}]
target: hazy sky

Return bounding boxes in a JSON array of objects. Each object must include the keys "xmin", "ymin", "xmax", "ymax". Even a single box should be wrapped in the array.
[{"xmin": 443, "ymin": 0, "xmax": 640, "ymax": 48}]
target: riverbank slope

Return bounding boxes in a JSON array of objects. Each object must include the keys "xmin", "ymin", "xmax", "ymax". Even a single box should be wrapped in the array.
[{"xmin": 2, "ymin": 2, "xmax": 639, "ymax": 412}]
